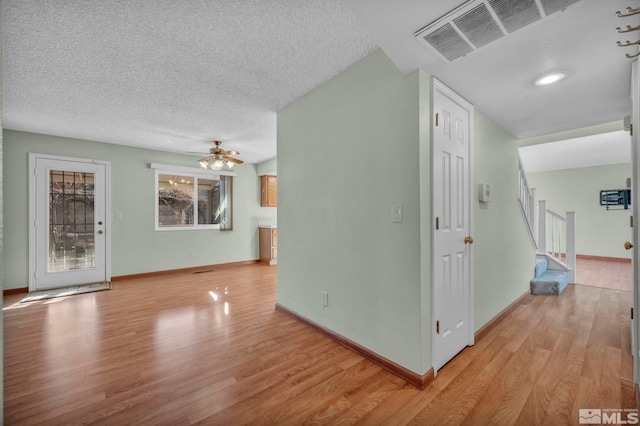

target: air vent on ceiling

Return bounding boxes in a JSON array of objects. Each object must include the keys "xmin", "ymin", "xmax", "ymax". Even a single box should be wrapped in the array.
[
  {"xmin": 414, "ymin": 0, "xmax": 581, "ymax": 63},
  {"xmin": 539, "ymin": 0, "xmax": 582, "ymax": 15}
]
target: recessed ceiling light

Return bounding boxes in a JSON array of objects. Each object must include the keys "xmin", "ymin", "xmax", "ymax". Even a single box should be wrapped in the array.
[{"xmin": 533, "ymin": 71, "xmax": 568, "ymax": 87}]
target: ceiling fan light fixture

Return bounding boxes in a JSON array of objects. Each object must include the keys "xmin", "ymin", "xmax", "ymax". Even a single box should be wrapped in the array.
[
  {"xmin": 533, "ymin": 71, "xmax": 568, "ymax": 87},
  {"xmin": 194, "ymin": 140, "xmax": 243, "ymax": 170},
  {"xmin": 211, "ymin": 158, "xmax": 225, "ymax": 171}
]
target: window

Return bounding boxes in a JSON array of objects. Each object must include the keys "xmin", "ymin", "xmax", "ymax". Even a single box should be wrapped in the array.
[{"xmin": 154, "ymin": 165, "xmax": 233, "ymax": 231}]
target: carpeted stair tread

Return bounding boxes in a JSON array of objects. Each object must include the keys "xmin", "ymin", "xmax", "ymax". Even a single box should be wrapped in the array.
[
  {"xmin": 530, "ymin": 268, "xmax": 569, "ymax": 295},
  {"xmin": 534, "ymin": 257, "xmax": 548, "ymax": 277}
]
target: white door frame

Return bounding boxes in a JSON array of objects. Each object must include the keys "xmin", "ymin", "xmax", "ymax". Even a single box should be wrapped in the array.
[
  {"xmin": 28, "ymin": 153, "xmax": 111, "ymax": 291},
  {"xmin": 431, "ymin": 78, "xmax": 475, "ymax": 373},
  {"xmin": 631, "ymin": 61, "xmax": 639, "ymax": 385}
]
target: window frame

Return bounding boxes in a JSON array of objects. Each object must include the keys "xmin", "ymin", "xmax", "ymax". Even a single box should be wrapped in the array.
[{"xmin": 151, "ymin": 163, "xmax": 235, "ymax": 232}]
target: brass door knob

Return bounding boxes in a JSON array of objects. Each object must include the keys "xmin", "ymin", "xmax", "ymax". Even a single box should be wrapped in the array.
[
  {"xmin": 625, "ymin": 241, "xmax": 634, "ymax": 250},
  {"xmin": 464, "ymin": 236, "xmax": 474, "ymax": 244},
  {"xmin": 97, "ymin": 230, "xmax": 104, "ymax": 235}
]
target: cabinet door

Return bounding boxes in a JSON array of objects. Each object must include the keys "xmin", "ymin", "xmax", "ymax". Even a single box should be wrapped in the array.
[
  {"xmin": 271, "ymin": 229, "xmax": 277, "ymax": 260},
  {"xmin": 261, "ymin": 175, "xmax": 277, "ymax": 207}
]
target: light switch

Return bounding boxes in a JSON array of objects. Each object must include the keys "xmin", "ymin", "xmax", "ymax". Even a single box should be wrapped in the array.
[
  {"xmin": 392, "ymin": 204, "xmax": 403, "ymax": 223},
  {"xmin": 115, "ymin": 211, "xmax": 123, "ymax": 220}
]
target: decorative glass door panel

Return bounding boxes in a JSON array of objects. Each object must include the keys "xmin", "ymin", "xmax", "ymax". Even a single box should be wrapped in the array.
[{"xmin": 49, "ymin": 170, "xmax": 96, "ymax": 272}]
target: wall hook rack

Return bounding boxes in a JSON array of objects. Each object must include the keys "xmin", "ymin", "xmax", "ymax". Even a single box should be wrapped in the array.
[
  {"xmin": 626, "ymin": 51, "xmax": 640, "ymax": 58},
  {"xmin": 617, "ymin": 6, "xmax": 640, "ymax": 17},
  {"xmin": 618, "ymin": 40, "xmax": 640, "ymax": 47},
  {"xmin": 617, "ymin": 24, "xmax": 640, "ymax": 33}
]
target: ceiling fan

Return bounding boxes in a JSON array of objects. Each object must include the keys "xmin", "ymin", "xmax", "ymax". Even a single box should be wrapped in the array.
[{"xmin": 195, "ymin": 140, "xmax": 243, "ymax": 171}]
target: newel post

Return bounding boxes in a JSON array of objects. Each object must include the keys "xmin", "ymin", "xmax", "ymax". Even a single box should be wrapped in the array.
[
  {"xmin": 566, "ymin": 211, "xmax": 576, "ymax": 283},
  {"xmin": 538, "ymin": 200, "xmax": 547, "ymax": 255}
]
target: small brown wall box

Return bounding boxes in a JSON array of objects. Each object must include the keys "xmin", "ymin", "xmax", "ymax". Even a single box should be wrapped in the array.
[{"xmin": 260, "ymin": 175, "xmax": 277, "ymax": 207}]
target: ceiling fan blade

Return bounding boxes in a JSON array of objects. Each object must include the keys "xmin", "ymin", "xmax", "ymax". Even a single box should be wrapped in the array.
[
  {"xmin": 224, "ymin": 150, "xmax": 240, "ymax": 155},
  {"xmin": 224, "ymin": 156, "xmax": 243, "ymax": 164}
]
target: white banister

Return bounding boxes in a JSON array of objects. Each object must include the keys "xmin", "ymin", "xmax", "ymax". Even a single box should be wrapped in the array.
[
  {"xmin": 537, "ymin": 199, "xmax": 577, "ymax": 282},
  {"xmin": 566, "ymin": 212, "xmax": 576, "ymax": 282},
  {"xmin": 538, "ymin": 200, "xmax": 547, "ymax": 254},
  {"xmin": 518, "ymin": 156, "xmax": 536, "ymax": 248},
  {"xmin": 529, "ymin": 188, "xmax": 536, "ymax": 235},
  {"xmin": 547, "ymin": 208, "xmax": 565, "ymax": 260},
  {"xmin": 520, "ymin": 155, "xmax": 576, "ymax": 281}
]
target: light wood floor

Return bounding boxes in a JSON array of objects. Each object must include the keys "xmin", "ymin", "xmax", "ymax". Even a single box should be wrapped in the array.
[
  {"xmin": 575, "ymin": 257, "xmax": 632, "ymax": 292},
  {"xmin": 3, "ymin": 262, "xmax": 635, "ymax": 425}
]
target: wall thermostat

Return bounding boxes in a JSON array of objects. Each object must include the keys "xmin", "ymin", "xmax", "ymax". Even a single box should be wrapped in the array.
[{"xmin": 478, "ymin": 183, "xmax": 491, "ymax": 203}]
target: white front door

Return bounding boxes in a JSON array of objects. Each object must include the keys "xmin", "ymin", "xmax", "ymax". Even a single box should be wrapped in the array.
[
  {"xmin": 30, "ymin": 154, "xmax": 110, "ymax": 291},
  {"xmin": 432, "ymin": 79, "xmax": 474, "ymax": 372}
]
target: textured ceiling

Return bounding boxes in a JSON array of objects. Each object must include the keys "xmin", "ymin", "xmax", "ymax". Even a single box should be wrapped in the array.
[
  {"xmin": 4, "ymin": 1, "xmax": 638, "ymax": 166},
  {"xmin": 344, "ymin": 0, "xmax": 638, "ymax": 139},
  {"xmin": 2, "ymin": 0, "xmax": 377, "ymax": 163}
]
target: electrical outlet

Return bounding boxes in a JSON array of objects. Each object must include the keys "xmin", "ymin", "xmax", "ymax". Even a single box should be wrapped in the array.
[
  {"xmin": 321, "ymin": 291, "xmax": 328, "ymax": 308},
  {"xmin": 189, "ymin": 250, "xmax": 196, "ymax": 258}
]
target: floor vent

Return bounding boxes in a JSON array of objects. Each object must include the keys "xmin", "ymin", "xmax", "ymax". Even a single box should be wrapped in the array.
[
  {"xmin": 414, "ymin": 0, "xmax": 581, "ymax": 62},
  {"xmin": 193, "ymin": 269, "xmax": 215, "ymax": 274}
]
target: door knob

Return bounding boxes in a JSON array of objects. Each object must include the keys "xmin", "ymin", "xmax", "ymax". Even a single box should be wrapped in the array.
[
  {"xmin": 625, "ymin": 241, "xmax": 634, "ymax": 250},
  {"xmin": 464, "ymin": 236, "xmax": 474, "ymax": 244},
  {"xmin": 97, "ymin": 230, "xmax": 104, "ymax": 235}
]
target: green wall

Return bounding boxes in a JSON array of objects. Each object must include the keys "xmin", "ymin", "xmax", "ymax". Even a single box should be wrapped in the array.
[
  {"xmin": 528, "ymin": 164, "xmax": 631, "ymax": 259},
  {"xmin": 3, "ymin": 130, "xmax": 273, "ymax": 289},
  {"xmin": 257, "ymin": 157, "xmax": 277, "ymax": 176},
  {"xmin": 473, "ymin": 110, "xmax": 536, "ymax": 330},
  {"xmin": 277, "ymin": 50, "xmax": 426, "ymax": 373},
  {"xmin": 277, "ymin": 49, "xmax": 534, "ymax": 375}
]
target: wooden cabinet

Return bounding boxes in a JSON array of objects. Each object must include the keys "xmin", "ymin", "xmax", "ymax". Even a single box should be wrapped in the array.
[
  {"xmin": 260, "ymin": 175, "xmax": 277, "ymax": 207},
  {"xmin": 259, "ymin": 227, "xmax": 277, "ymax": 265}
]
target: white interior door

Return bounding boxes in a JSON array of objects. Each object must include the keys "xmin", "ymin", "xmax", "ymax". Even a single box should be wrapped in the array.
[
  {"xmin": 30, "ymin": 154, "xmax": 110, "ymax": 291},
  {"xmin": 432, "ymin": 78, "xmax": 474, "ymax": 372},
  {"xmin": 630, "ymin": 61, "xmax": 638, "ymax": 384}
]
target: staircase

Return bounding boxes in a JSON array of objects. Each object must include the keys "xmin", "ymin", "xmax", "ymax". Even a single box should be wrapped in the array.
[
  {"xmin": 518, "ymin": 156, "xmax": 576, "ymax": 295},
  {"xmin": 530, "ymin": 256, "xmax": 570, "ymax": 295}
]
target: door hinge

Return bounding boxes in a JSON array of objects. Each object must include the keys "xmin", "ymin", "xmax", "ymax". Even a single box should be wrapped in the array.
[
  {"xmin": 436, "ymin": 320, "xmax": 440, "ymax": 334},
  {"xmin": 435, "ymin": 113, "xmax": 439, "ymax": 126},
  {"xmin": 436, "ymin": 217, "xmax": 439, "ymax": 230},
  {"xmin": 632, "ymin": 307, "xmax": 634, "ymax": 320},
  {"xmin": 631, "ymin": 123, "xmax": 634, "ymax": 136},
  {"xmin": 631, "ymin": 216, "xmax": 634, "ymax": 228}
]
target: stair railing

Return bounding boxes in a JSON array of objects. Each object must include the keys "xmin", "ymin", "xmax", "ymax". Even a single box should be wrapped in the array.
[
  {"xmin": 518, "ymin": 157, "xmax": 537, "ymax": 248},
  {"xmin": 537, "ymin": 199, "xmax": 576, "ymax": 282}
]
